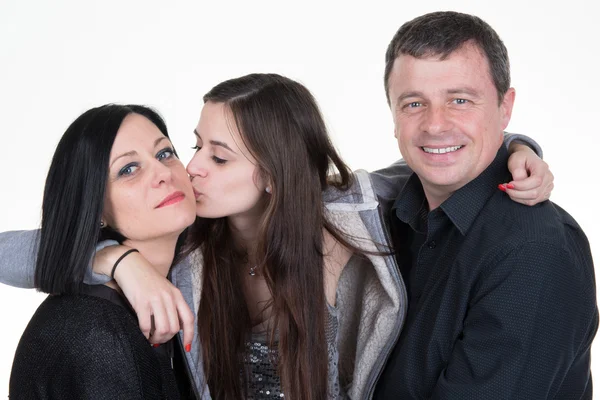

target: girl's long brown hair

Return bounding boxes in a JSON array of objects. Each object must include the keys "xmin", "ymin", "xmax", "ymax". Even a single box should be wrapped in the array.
[{"xmin": 187, "ymin": 73, "xmax": 359, "ymax": 400}]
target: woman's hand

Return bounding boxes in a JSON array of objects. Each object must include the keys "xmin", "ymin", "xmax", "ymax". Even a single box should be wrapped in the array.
[
  {"xmin": 502, "ymin": 143, "xmax": 554, "ymax": 206},
  {"xmin": 93, "ymin": 246, "xmax": 194, "ymax": 349}
]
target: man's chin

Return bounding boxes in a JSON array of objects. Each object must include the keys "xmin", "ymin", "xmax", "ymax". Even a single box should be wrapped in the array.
[{"xmin": 417, "ymin": 169, "xmax": 469, "ymax": 190}]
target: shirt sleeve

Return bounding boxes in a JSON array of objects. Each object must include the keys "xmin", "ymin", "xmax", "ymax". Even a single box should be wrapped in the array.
[
  {"xmin": 84, "ymin": 239, "xmax": 120, "ymax": 285},
  {"xmin": 504, "ymin": 131, "xmax": 543, "ymax": 158},
  {"xmin": 431, "ymin": 241, "xmax": 598, "ymax": 399},
  {"xmin": 0, "ymin": 229, "xmax": 116, "ymax": 288},
  {"xmin": 0, "ymin": 229, "xmax": 39, "ymax": 288}
]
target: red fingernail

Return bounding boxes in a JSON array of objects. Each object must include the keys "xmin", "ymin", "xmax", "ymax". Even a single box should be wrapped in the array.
[
  {"xmin": 152, "ymin": 343, "xmax": 160, "ymax": 348},
  {"xmin": 506, "ymin": 183, "xmax": 515, "ymax": 189},
  {"xmin": 497, "ymin": 184, "xmax": 506, "ymax": 192},
  {"xmin": 185, "ymin": 344, "xmax": 191, "ymax": 352}
]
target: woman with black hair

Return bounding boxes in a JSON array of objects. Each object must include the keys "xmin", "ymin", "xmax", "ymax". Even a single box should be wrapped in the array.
[{"xmin": 9, "ymin": 105, "xmax": 197, "ymax": 399}]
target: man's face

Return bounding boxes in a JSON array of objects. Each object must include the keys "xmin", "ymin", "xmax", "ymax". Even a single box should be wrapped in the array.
[{"xmin": 387, "ymin": 42, "xmax": 515, "ymax": 206}]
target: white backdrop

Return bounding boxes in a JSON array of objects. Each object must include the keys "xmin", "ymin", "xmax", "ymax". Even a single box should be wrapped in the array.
[{"xmin": 1, "ymin": 0, "xmax": 598, "ymax": 397}]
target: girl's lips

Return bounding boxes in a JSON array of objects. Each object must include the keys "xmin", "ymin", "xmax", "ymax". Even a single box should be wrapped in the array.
[
  {"xmin": 156, "ymin": 191, "xmax": 185, "ymax": 208},
  {"xmin": 193, "ymin": 189, "xmax": 202, "ymax": 199}
]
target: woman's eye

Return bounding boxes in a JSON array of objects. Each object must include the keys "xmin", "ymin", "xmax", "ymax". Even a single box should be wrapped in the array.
[
  {"xmin": 212, "ymin": 156, "xmax": 227, "ymax": 165},
  {"xmin": 157, "ymin": 147, "xmax": 175, "ymax": 160},
  {"xmin": 118, "ymin": 163, "xmax": 139, "ymax": 177}
]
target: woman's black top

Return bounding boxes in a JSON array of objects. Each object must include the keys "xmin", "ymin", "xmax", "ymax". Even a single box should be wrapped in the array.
[{"xmin": 9, "ymin": 284, "xmax": 193, "ymax": 399}]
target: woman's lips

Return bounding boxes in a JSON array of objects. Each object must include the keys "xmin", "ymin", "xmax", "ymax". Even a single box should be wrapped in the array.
[{"xmin": 156, "ymin": 191, "xmax": 185, "ymax": 208}]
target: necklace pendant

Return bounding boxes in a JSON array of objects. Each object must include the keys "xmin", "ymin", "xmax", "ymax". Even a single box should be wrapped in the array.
[{"xmin": 249, "ymin": 265, "xmax": 257, "ymax": 276}]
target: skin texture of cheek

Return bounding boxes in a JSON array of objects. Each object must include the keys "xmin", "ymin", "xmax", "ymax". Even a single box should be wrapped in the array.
[
  {"xmin": 194, "ymin": 167, "xmax": 265, "ymax": 219},
  {"xmin": 206, "ymin": 184, "xmax": 262, "ymax": 218},
  {"xmin": 106, "ymin": 193, "xmax": 148, "ymax": 240}
]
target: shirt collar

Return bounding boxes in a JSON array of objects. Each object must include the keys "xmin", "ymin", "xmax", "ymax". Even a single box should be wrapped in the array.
[
  {"xmin": 393, "ymin": 172, "xmax": 428, "ymax": 232},
  {"xmin": 393, "ymin": 145, "xmax": 512, "ymax": 235}
]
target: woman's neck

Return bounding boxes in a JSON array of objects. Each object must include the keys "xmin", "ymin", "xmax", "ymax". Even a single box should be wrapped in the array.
[{"xmin": 123, "ymin": 235, "xmax": 179, "ymax": 277}]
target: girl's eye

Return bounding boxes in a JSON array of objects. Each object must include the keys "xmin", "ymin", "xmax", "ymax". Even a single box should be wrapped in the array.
[
  {"xmin": 212, "ymin": 156, "xmax": 227, "ymax": 165},
  {"xmin": 118, "ymin": 163, "xmax": 139, "ymax": 177},
  {"xmin": 157, "ymin": 147, "xmax": 175, "ymax": 160},
  {"xmin": 191, "ymin": 145, "xmax": 201, "ymax": 152}
]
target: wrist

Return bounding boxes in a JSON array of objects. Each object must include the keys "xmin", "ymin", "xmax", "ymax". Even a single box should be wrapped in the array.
[
  {"xmin": 93, "ymin": 245, "xmax": 133, "ymax": 276},
  {"xmin": 508, "ymin": 141, "xmax": 533, "ymax": 155},
  {"xmin": 111, "ymin": 249, "xmax": 139, "ymax": 280}
]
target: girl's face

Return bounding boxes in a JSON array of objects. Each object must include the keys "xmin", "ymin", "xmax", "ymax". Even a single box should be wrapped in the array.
[
  {"xmin": 103, "ymin": 113, "xmax": 196, "ymax": 241},
  {"xmin": 186, "ymin": 102, "xmax": 269, "ymax": 220}
]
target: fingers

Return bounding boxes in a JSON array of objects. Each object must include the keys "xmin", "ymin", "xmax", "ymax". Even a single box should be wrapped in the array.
[
  {"xmin": 505, "ymin": 175, "xmax": 543, "ymax": 192},
  {"xmin": 507, "ymin": 143, "xmax": 535, "ymax": 182},
  {"xmin": 147, "ymin": 290, "xmax": 188, "ymax": 344},
  {"xmin": 137, "ymin": 305, "xmax": 153, "ymax": 340},
  {"xmin": 165, "ymin": 295, "xmax": 182, "ymax": 342},
  {"xmin": 147, "ymin": 301, "xmax": 170, "ymax": 344},
  {"xmin": 109, "ymin": 253, "xmax": 193, "ymax": 349},
  {"xmin": 501, "ymin": 180, "xmax": 553, "ymax": 206},
  {"xmin": 134, "ymin": 287, "xmax": 194, "ymax": 348},
  {"xmin": 177, "ymin": 296, "xmax": 195, "ymax": 352},
  {"xmin": 504, "ymin": 147, "xmax": 554, "ymax": 206},
  {"xmin": 110, "ymin": 253, "xmax": 193, "ymax": 344},
  {"xmin": 507, "ymin": 166, "xmax": 529, "ymax": 182},
  {"xmin": 503, "ymin": 165, "xmax": 553, "ymax": 205}
]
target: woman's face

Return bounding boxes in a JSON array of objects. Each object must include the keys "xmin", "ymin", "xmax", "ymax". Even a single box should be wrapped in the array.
[
  {"xmin": 186, "ymin": 102, "xmax": 269, "ymax": 220},
  {"xmin": 103, "ymin": 113, "xmax": 196, "ymax": 241}
]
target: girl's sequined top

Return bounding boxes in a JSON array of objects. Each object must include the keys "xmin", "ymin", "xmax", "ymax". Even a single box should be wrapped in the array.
[{"xmin": 242, "ymin": 302, "xmax": 342, "ymax": 399}]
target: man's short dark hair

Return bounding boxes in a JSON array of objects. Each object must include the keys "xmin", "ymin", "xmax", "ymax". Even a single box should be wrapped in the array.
[{"xmin": 384, "ymin": 11, "xmax": 510, "ymax": 105}]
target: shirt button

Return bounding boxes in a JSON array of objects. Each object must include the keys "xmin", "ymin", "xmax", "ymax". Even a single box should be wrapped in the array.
[{"xmin": 428, "ymin": 240, "xmax": 437, "ymax": 249}]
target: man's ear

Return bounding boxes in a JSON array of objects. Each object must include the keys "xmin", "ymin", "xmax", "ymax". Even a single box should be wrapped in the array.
[{"xmin": 500, "ymin": 88, "xmax": 516, "ymax": 130}]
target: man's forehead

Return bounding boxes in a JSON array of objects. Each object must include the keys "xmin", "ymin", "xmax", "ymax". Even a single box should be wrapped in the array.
[
  {"xmin": 399, "ymin": 42, "xmax": 487, "ymax": 67},
  {"xmin": 389, "ymin": 44, "xmax": 492, "ymax": 92}
]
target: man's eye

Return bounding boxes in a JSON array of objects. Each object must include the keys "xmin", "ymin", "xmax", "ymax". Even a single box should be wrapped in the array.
[
  {"xmin": 407, "ymin": 102, "xmax": 422, "ymax": 108},
  {"xmin": 453, "ymin": 98, "xmax": 469, "ymax": 105}
]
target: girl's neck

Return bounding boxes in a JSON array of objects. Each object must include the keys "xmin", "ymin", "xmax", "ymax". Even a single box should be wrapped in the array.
[{"xmin": 227, "ymin": 214, "xmax": 262, "ymax": 260}]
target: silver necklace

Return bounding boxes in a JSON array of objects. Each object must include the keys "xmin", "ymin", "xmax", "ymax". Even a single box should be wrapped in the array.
[{"xmin": 249, "ymin": 265, "xmax": 258, "ymax": 276}]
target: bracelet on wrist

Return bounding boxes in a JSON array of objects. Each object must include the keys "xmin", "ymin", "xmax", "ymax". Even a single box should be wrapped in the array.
[{"xmin": 110, "ymin": 249, "xmax": 139, "ymax": 280}]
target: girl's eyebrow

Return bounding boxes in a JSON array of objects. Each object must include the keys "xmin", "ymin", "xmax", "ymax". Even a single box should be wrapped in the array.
[{"xmin": 193, "ymin": 129, "xmax": 237, "ymax": 154}]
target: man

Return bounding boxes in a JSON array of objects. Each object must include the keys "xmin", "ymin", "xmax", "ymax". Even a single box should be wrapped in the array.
[{"xmin": 373, "ymin": 11, "xmax": 598, "ymax": 399}]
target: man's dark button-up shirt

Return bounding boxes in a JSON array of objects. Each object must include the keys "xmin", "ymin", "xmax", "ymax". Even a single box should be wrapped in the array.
[{"xmin": 374, "ymin": 145, "xmax": 598, "ymax": 399}]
